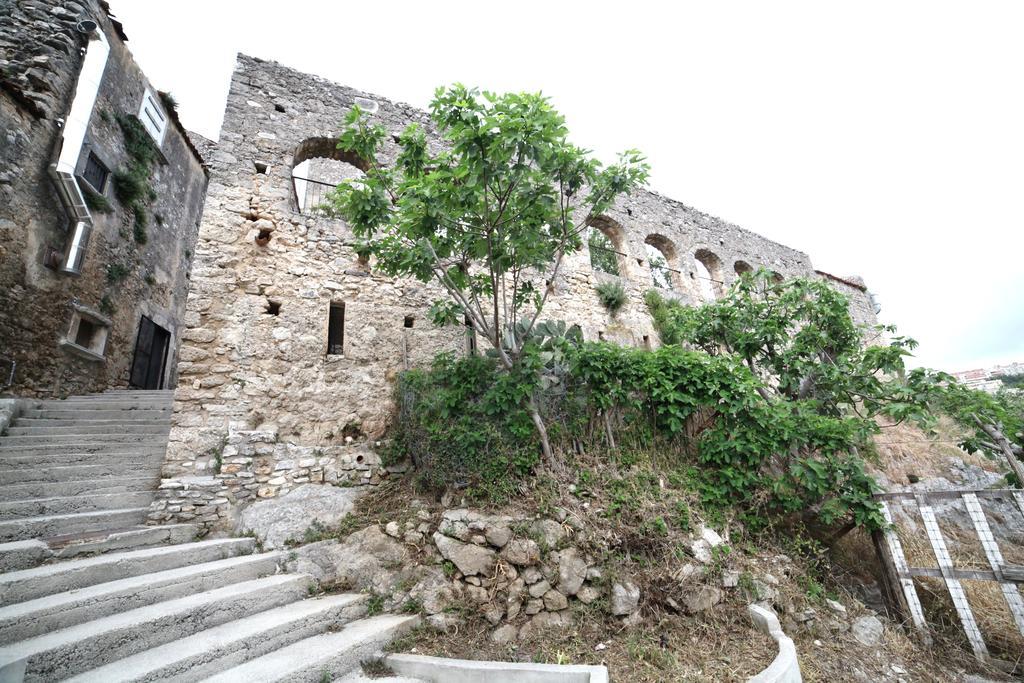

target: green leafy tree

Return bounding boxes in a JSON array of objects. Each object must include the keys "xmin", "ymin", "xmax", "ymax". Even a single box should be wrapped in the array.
[
  {"xmin": 324, "ymin": 86, "xmax": 648, "ymax": 463},
  {"xmin": 646, "ymin": 270, "xmax": 947, "ymax": 531},
  {"xmin": 931, "ymin": 381, "xmax": 1024, "ymax": 484},
  {"xmin": 647, "ymin": 270, "xmax": 932, "ymax": 431},
  {"xmin": 994, "ymin": 373, "xmax": 1024, "ymax": 390}
]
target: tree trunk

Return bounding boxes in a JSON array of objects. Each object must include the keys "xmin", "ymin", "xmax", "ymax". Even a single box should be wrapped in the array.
[
  {"xmin": 527, "ymin": 394, "xmax": 554, "ymax": 467},
  {"xmin": 974, "ymin": 415, "xmax": 1024, "ymax": 486}
]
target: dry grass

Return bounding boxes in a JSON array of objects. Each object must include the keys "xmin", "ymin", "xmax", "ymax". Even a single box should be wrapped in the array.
[
  {"xmin": 870, "ymin": 418, "xmax": 999, "ymax": 486},
  {"xmin": 885, "ymin": 501, "xmax": 1024, "ymax": 675},
  {"xmin": 395, "ymin": 597, "xmax": 776, "ymax": 682},
  {"xmin": 913, "ymin": 576, "xmax": 1024, "ymax": 677},
  {"xmin": 348, "ymin": 432, "xmax": 1024, "ymax": 681}
]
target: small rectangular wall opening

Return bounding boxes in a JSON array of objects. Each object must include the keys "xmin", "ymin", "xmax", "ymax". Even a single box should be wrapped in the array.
[
  {"xmin": 404, "ymin": 315, "xmax": 414, "ymax": 328},
  {"xmin": 254, "ymin": 161, "xmax": 269, "ymax": 174},
  {"xmin": 265, "ymin": 300, "xmax": 281, "ymax": 316},
  {"xmin": 327, "ymin": 302, "xmax": 345, "ymax": 355},
  {"xmin": 464, "ymin": 315, "xmax": 477, "ymax": 356},
  {"xmin": 75, "ymin": 318, "xmax": 99, "ymax": 348}
]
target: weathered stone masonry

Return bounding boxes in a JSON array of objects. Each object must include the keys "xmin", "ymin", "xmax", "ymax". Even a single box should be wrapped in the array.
[
  {"xmin": 0, "ymin": 0, "xmax": 208, "ymax": 397},
  {"xmin": 150, "ymin": 54, "xmax": 879, "ymax": 531}
]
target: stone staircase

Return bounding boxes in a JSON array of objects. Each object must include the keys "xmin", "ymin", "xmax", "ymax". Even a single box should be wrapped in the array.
[{"xmin": 0, "ymin": 390, "xmax": 421, "ymax": 682}]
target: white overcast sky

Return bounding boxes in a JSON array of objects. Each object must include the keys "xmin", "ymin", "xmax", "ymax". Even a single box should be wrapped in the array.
[{"xmin": 109, "ymin": 1, "xmax": 1023, "ymax": 373}]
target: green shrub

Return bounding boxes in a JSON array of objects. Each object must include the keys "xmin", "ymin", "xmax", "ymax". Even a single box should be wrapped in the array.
[
  {"xmin": 106, "ymin": 263, "xmax": 130, "ymax": 284},
  {"xmin": 133, "ymin": 211, "xmax": 148, "ymax": 244},
  {"xmin": 113, "ymin": 169, "xmax": 147, "ymax": 206},
  {"xmin": 81, "ymin": 184, "xmax": 112, "ymax": 213},
  {"xmin": 389, "ymin": 353, "xmax": 540, "ymax": 503},
  {"xmin": 595, "ymin": 281, "xmax": 627, "ymax": 315}
]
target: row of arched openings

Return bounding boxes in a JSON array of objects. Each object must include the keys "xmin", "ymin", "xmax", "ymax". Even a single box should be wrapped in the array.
[
  {"xmin": 587, "ymin": 219, "xmax": 778, "ymax": 302},
  {"xmin": 286, "ymin": 142, "xmax": 780, "ymax": 303}
]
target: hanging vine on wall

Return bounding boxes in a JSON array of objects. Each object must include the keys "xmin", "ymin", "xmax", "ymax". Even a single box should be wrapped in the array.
[{"xmin": 113, "ymin": 113, "xmax": 158, "ymax": 245}]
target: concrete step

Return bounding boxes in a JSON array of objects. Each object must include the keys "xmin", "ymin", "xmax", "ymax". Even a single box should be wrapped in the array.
[
  {"xmin": 0, "ymin": 476, "xmax": 158, "ymax": 502},
  {"xmin": 4, "ymin": 424, "xmax": 171, "ymax": 436},
  {"xmin": 11, "ymin": 418, "xmax": 171, "ymax": 428},
  {"xmin": 67, "ymin": 593, "xmax": 368, "ymax": 683},
  {"xmin": 18, "ymin": 408, "xmax": 172, "ymax": 420},
  {"xmin": 0, "ymin": 507, "xmax": 150, "ymax": 543},
  {"xmin": 92, "ymin": 390, "xmax": 173, "ymax": 396},
  {"xmin": 0, "ymin": 526, "xmax": 198, "ymax": 569},
  {"xmin": 0, "ymin": 491, "xmax": 155, "ymax": 521},
  {"xmin": 0, "ymin": 451, "xmax": 166, "ymax": 470},
  {"xmin": 0, "ymin": 464, "xmax": 157, "ymax": 485},
  {"xmin": 201, "ymin": 615, "xmax": 420, "ymax": 683},
  {"xmin": 0, "ymin": 441, "xmax": 169, "ymax": 457},
  {"xmin": 0, "ymin": 541, "xmax": 52, "ymax": 573},
  {"xmin": 0, "ymin": 434, "xmax": 169, "ymax": 449},
  {"xmin": 0, "ymin": 573, "xmax": 312, "ymax": 682},
  {"xmin": 35, "ymin": 397, "xmax": 172, "ymax": 403},
  {"xmin": 50, "ymin": 524, "xmax": 198, "ymax": 559},
  {"xmin": 0, "ymin": 537, "xmax": 255, "ymax": 606},
  {"xmin": 31, "ymin": 402, "xmax": 173, "ymax": 412},
  {"xmin": 0, "ymin": 551, "xmax": 285, "ymax": 643}
]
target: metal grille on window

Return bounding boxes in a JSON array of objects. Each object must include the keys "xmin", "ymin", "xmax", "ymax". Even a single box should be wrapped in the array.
[{"xmin": 82, "ymin": 151, "xmax": 108, "ymax": 193}]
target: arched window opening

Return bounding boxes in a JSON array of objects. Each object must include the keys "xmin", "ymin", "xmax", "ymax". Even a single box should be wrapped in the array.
[
  {"xmin": 587, "ymin": 217, "xmax": 627, "ymax": 277},
  {"xmin": 734, "ymin": 260, "xmax": 753, "ymax": 276},
  {"xmin": 693, "ymin": 249, "xmax": 724, "ymax": 301},
  {"xmin": 644, "ymin": 234, "xmax": 675, "ymax": 290},
  {"xmin": 291, "ymin": 137, "xmax": 369, "ymax": 215}
]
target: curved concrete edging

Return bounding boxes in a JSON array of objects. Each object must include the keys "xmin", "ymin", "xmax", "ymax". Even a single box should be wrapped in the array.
[
  {"xmin": 748, "ymin": 603, "xmax": 802, "ymax": 683},
  {"xmin": 385, "ymin": 653, "xmax": 609, "ymax": 683}
]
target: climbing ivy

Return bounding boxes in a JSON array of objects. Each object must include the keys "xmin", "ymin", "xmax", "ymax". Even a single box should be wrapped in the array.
[{"xmin": 113, "ymin": 113, "xmax": 158, "ymax": 244}]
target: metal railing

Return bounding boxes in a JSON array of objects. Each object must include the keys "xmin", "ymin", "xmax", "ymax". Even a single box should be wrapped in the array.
[{"xmin": 291, "ymin": 175, "xmax": 337, "ymax": 216}]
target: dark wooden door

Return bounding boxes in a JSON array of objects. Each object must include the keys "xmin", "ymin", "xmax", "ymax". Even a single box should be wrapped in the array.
[{"xmin": 129, "ymin": 316, "xmax": 170, "ymax": 389}]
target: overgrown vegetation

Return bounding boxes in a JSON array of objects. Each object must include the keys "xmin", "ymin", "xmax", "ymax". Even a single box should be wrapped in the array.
[
  {"xmin": 391, "ymin": 270, "xmax": 1021, "ymax": 537},
  {"xmin": 113, "ymin": 113, "xmax": 159, "ymax": 245},
  {"xmin": 324, "ymin": 85, "xmax": 648, "ymax": 465},
  {"xmin": 106, "ymin": 263, "xmax": 130, "ymax": 284},
  {"xmin": 932, "ymin": 382, "xmax": 1024, "ymax": 484},
  {"xmin": 595, "ymin": 280, "xmax": 627, "ymax": 315},
  {"xmin": 157, "ymin": 90, "xmax": 178, "ymax": 113},
  {"xmin": 994, "ymin": 373, "xmax": 1024, "ymax": 390},
  {"xmin": 389, "ymin": 353, "xmax": 540, "ymax": 503},
  {"xmin": 81, "ymin": 183, "xmax": 112, "ymax": 214}
]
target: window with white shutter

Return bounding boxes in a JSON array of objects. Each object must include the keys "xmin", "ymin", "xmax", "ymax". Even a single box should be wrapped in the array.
[{"xmin": 138, "ymin": 89, "xmax": 167, "ymax": 146}]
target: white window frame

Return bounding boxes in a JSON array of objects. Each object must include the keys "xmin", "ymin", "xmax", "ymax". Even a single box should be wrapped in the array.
[{"xmin": 138, "ymin": 88, "xmax": 167, "ymax": 146}]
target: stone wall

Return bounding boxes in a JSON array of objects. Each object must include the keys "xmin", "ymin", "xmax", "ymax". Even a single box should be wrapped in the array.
[
  {"xmin": 0, "ymin": 0, "xmax": 207, "ymax": 397},
  {"xmin": 155, "ymin": 54, "xmax": 878, "ymax": 531}
]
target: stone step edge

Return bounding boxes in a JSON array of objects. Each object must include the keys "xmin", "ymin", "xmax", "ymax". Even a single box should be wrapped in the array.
[
  {"xmin": 64, "ymin": 593, "xmax": 368, "ymax": 683},
  {"xmin": 0, "ymin": 551, "xmax": 285, "ymax": 641}
]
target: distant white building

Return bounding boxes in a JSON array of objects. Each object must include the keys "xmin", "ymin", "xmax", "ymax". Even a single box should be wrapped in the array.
[{"xmin": 951, "ymin": 361, "xmax": 1024, "ymax": 393}]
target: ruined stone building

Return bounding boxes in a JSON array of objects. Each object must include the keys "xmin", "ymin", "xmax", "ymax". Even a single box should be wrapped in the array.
[
  {"xmin": 148, "ymin": 55, "xmax": 880, "ymax": 529},
  {"xmin": 0, "ymin": 1, "xmax": 878, "ymax": 530},
  {"xmin": 0, "ymin": 0, "xmax": 208, "ymax": 397}
]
